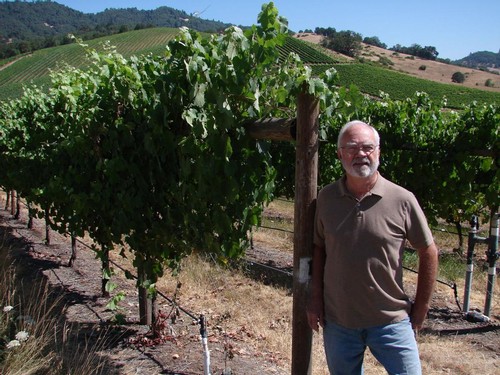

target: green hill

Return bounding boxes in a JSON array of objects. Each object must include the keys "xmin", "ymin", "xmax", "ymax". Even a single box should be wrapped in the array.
[
  {"xmin": 0, "ymin": 1, "xmax": 228, "ymax": 58},
  {"xmin": 0, "ymin": 27, "xmax": 181, "ymax": 101},
  {"xmin": 1, "ymin": 28, "xmax": 499, "ymax": 109},
  {"xmin": 0, "ymin": 1, "xmax": 228, "ymax": 41},
  {"xmin": 454, "ymin": 51, "xmax": 500, "ymax": 69},
  {"xmin": 311, "ymin": 63, "xmax": 500, "ymax": 109}
]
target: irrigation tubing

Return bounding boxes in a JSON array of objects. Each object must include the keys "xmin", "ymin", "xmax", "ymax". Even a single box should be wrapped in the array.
[
  {"xmin": 261, "ymin": 222, "xmax": 478, "ymax": 239},
  {"xmin": 72, "ymin": 237, "xmax": 199, "ymax": 321},
  {"xmin": 403, "ymin": 265, "xmax": 462, "ymax": 311},
  {"xmin": 0, "ymin": 191, "xmax": 201, "ymax": 322},
  {"xmin": 259, "ymin": 224, "xmax": 293, "ymax": 234},
  {"xmin": 244, "ymin": 258, "xmax": 293, "ymax": 277}
]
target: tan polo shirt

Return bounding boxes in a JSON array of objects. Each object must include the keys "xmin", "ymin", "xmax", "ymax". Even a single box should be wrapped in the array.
[{"xmin": 314, "ymin": 174, "xmax": 434, "ymax": 329}]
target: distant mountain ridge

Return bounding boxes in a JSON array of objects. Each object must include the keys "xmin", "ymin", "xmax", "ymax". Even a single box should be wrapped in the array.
[
  {"xmin": 0, "ymin": 1, "xmax": 498, "ymax": 69},
  {"xmin": 455, "ymin": 50, "xmax": 500, "ymax": 70},
  {"xmin": 0, "ymin": 1, "xmax": 228, "ymax": 54}
]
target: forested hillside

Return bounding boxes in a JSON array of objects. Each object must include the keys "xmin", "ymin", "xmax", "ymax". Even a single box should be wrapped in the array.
[
  {"xmin": 0, "ymin": 1, "xmax": 229, "ymax": 58},
  {"xmin": 455, "ymin": 50, "xmax": 500, "ymax": 69}
]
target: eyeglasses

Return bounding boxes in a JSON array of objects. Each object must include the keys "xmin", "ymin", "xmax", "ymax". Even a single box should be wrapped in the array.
[{"xmin": 340, "ymin": 144, "xmax": 379, "ymax": 155}]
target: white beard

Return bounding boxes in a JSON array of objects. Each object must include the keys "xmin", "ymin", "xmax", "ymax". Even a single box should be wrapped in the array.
[{"xmin": 343, "ymin": 157, "xmax": 379, "ymax": 178}]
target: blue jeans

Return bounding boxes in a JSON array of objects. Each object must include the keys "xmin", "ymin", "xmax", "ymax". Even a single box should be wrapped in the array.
[{"xmin": 323, "ymin": 318, "xmax": 421, "ymax": 375}]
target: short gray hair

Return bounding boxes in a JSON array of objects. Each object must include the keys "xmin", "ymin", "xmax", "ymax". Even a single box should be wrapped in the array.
[{"xmin": 337, "ymin": 120, "xmax": 380, "ymax": 148}]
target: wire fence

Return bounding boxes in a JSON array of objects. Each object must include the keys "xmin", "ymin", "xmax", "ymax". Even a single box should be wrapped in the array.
[
  {"xmin": 1, "ymin": 191, "xmax": 201, "ymax": 322},
  {"xmin": 255, "ymin": 208, "xmax": 499, "ymax": 316},
  {"xmin": 2, "ymin": 190, "xmax": 497, "ymax": 321}
]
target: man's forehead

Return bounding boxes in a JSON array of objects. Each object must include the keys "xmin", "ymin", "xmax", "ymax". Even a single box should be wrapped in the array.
[{"xmin": 342, "ymin": 126, "xmax": 375, "ymax": 141}]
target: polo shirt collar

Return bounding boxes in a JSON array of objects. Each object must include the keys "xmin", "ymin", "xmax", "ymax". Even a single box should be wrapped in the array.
[{"xmin": 338, "ymin": 173, "xmax": 385, "ymax": 199}]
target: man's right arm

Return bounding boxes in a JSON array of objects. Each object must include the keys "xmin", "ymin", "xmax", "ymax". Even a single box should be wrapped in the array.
[{"xmin": 307, "ymin": 244, "xmax": 326, "ymax": 332}]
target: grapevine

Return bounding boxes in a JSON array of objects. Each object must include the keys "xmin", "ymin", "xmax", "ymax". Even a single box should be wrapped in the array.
[{"xmin": 0, "ymin": 2, "xmax": 498, "ymax": 327}]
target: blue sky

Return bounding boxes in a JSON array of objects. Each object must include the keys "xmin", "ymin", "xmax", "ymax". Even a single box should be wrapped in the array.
[{"xmin": 42, "ymin": 1, "xmax": 500, "ymax": 60}]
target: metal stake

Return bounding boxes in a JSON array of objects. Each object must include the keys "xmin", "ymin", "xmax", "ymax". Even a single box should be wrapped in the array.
[
  {"xmin": 484, "ymin": 213, "xmax": 499, "ymax": 317},
  {"xmin": 463, "ymin": 216, "xmax": 479, "ymax": 312}
]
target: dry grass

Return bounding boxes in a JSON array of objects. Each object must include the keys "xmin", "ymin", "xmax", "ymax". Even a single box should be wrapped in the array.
[
  {"xmin": 294, "ymin": 33, "xmax": 500, "ymax": 92},
  {"xmin": 155, "ymin": 253, "xmax": 499, "ymax": 374},
  {"xmin": 2, "ymin": 194, "xmax": 498, "ymax": 374},
  {"xmin": 155, "ymin": 199, "xmax": 499, "ymax": 374},
  {"xmin": 0, "ymin": 238, "xmax": 109, "ymax": 375},
  {"xmin": 157, "ymin": 255, "xmax": 294, "ymax": 369},
  {"xmin": 253, "ymin": 198, "xmax": 294, "ymax": 253},
  {"xmin": 418, "ymin": 334, "xmax": 499, "ymax": 374},
  {"xmin": 361, "ymin": 43, "xmax": 500, "ymax": 91},
  {"xmin": 156, "ymin": 251, "xmax": 498, "ymax": 374}
]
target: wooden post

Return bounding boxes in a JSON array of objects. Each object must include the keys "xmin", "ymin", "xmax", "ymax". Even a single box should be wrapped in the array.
[
  {"xmin": 291, "ymin": 90, "xmax": 319, "ymax": 374},
  {"xmin": 69, "ymin": 234, "xmax": 77, "ymax": 267},
  {"xmin": 10, "ymin": 190, "xmax": 15, "ymax": 215},
  {"xmin": 102, "ymin": 246, "xmax": 110, "ymax": 298},
  {"xmin": 246, "ymin": 118, "xmax": 296, "ymax": 141},
  {"xmin": 138, "ymin": 264, "xmax": 153, "ymax": 325}
]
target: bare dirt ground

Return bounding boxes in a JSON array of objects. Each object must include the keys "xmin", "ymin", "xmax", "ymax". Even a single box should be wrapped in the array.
[
  {"xmin": 0, "ymin": 205, "xmax": 288, "ymax": 375},
  {"xmin": 1, "ymin": 198, "xmax": 499, "ymax": 374},
  {"xmin": 294, "ymin": 33, "xmax": 500, "ymax": 92}
]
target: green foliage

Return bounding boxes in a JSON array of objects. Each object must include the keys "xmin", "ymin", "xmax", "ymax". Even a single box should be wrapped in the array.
[
  {"xmin": 271, "ymin": 89, "xmax": 499, "ymax": 228},
  {"xmin": 363, "ymin": 36, "xmax": 387, "ymax": 49},
  {"xmin": 330, "ymin": 64, "xmax": 499, "ymax": 109},
  {"xmin": 0, "ymin": 2, "xmax": 339, "ymax": 290},
  {"xmin": 452, "ymin": 71, "xmax": 466, "ymax": 83},
  {"xmin": 0, "ymin": 2, "xmax": 498, "ymax": 316},
  {"xmin": 391, "ymin": 43, "xmax": 439, "ymax": 60},
  {"xmin": 485, "ymin": 79, "xmax": 494, "ymax": 87},
  {"xmin": 0, "ymin": 1, "xmax": 228, "ymax": 60},
  {"xmin": 3, "ymin": 27, "xmax": 498, "ymax": 111},
  {"xmin": 0, "ymin": 28, "xmax": 181, "ymax": 102},
  {"xmin": 454, "ymin": 50, "xmax": 500, "ymax": 69},
  {"xmin": 106, "ymin": 292, "xmax": 126, "ymax": 311},
  {"xmin": 278, "ymin": 37, "xmax": 339, "ymax": 64},
  {"xmin": 378, "ymin": 56, "xmax": 394, "ymax": 67},
  {"xmin": 321, "ymin": 30, "xmax": 363, "ymax": 57}
]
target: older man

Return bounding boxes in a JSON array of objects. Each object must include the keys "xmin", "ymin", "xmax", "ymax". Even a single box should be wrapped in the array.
[{"xmin": 307, "ymin": 120, "xmax": 438, "ymax": 375}]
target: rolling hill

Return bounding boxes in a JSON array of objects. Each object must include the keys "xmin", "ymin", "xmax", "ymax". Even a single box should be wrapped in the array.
[
  {"xmin": 296, "ymin": 33, "xmax": 500, "ymax": 93},
  {"xmin": 0, "ymin": 1, "xmax": 228, "ymax": 44},
  {"xmin": 0, "ymin": 27, "xmax": 181, "ymax": 100},
  {"xmin": 1, "ymin": 27, "xmax": 499, "ymax": 109}
]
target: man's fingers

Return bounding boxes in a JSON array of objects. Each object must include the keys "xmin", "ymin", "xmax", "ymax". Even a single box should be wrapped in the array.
[{"xmin": 306, "ymin": 312, "xmax": 323, "ymax": 332}]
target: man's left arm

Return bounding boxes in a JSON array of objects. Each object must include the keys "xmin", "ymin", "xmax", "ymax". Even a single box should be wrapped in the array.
[{"xmin": 410, "ymin": 242, "xmax": 439, "ymax": 330}]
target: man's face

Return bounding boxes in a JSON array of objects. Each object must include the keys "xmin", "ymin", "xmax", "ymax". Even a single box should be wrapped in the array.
[{"xmin": 338, "ymin": 124, "xmax": 380, "ymax": 178}]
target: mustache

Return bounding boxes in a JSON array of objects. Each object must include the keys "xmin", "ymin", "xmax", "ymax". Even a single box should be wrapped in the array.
[{"xmin": 353, "ymin": 157, "xmax": 370, "ymax": 164}]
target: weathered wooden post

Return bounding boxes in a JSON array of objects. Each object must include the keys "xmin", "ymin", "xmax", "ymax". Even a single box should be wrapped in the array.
[
  {"xmin": 291, "ymin": 90, "xmax": 319, "ymax": 374},
  {"xmin": 138, "ymin": 265, "xmax": 153, "ymax": 326},
  {"xmin": 10, "ymin": 190, "xmax": 15, "ymax": 215},
  {"xmin": 244, "ymin": 92, "xmax": 319, "ymax": 373}
]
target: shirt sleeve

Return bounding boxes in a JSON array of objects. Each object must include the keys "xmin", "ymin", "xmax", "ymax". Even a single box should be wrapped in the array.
[{"xmin": 405, "ymin": 193, "xmax": 434, "ymax": 249}]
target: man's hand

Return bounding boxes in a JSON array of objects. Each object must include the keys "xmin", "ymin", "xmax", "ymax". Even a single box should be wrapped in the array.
[
  {"xmin": 306, "ymin": 296, "xmax": 324, "ymax": 332},
  {"xmin": 412, "ymin": 242, "xmax": 439, "ymax": 331},
  {"xmin": 307, "ymin": 310, "xmax": 324, "ymax": 332},
  {"xmin": 409, "ymin": 301, "xmax": 429, "ymax": 331},
  {"xmin": 308, "ymin": 245, "xmax": 326, "ymax": 332}
]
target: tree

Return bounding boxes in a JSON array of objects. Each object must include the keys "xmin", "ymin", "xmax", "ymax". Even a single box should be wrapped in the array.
[
  {"xmin": 321, "ymin": 30, "xmax": 362, "ymax": 57},
  {"xmin": 452, "ymin": 71, "xmax": 466, "ymax": 83},
  {"xmin": 390, "ymin": 43, "xmax": 439, "ymax": 60},
  {"xmin": 314, "ymin": 27, "xmax": 336, "ymax": 38},
  {"xmin": 420, "ymin": 45, "xmax": 439, "ymax": 60},
  {"xmin": 363, "ymin": 36, "xmax": 387, "ymax": 49}
]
